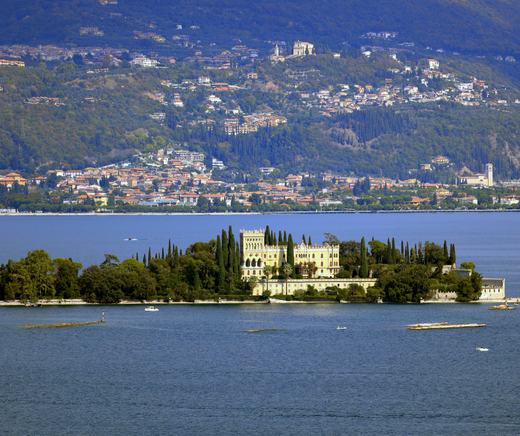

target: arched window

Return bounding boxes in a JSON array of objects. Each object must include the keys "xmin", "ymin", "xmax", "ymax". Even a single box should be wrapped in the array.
[
  {"xmin": 252, "ymin": 259, "xmax": 257, "ymax": 267},
  {"xmin": 312, "ymin": 254, "xmax": 315, "ymax": 258},
  {"xmin": 274, "ymin": 254, "xmax": 277, "ymax": 258},
  {"xmin": 321, "ymin": 262, "xmax": 323, "ymax": 266},
  {"xmin": 246, "ymin": 259, "xmax": 251, "ymax": 267},
  {"xmin": 321, "ymin": 254, "xmax": 324, "ymax": 258},
  {"xmin": 247, "ymin": 270, "xmax": 250, "ymax": 275},
  {"xmin": 258, "ymin": 259, "xmax": 262, "ymax": 267}
]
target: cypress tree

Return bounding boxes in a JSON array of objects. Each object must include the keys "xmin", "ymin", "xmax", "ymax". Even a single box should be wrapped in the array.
[
  {"xmin": 148, "ymin": 247, "xmax": 151, "ymax": 266},
  {"xmin": 143, "ymin": 253, "xmax": 146, "ymax": 264},
  {"xmin": 136, "ymin": 252, "xmax": 139, "ymax": 261},
  {"xmin": 418, "ymin": 243, "xmax": 423, "ymax": 264},
  {"xmin": 443, "ymin": 241, "xmax": 449, "ymax": 264},
  {"xmin": 287, "ymin": 234, "xmax": 295, "ymax": 278},
  {"xmin": 265, "ymin": 225, "xmax": 270, "ymax": 245},
  {"xmin": 272, "ymin": 231, "xmax": 277, "ymax": 245},
  {"xmin": 405, "ymin": 242, "xmax": 409, "ymax": 264},
  {"xmin": 392, "ymin": 238, "xmax": 396, "ymax": 264},
  {"xmin": 279, "ymin": 231, "xmax": 283, "ymax": 244},
  {"xmin": 308, "ymin": 236, "xmax": 312, "ymax": 245},
  {"xmin": 453, "ymin": 244, "xmax": 457, "ymax": 265},
  {"xmin": 235, "ymin": 241, "xmax": 240, "ymax": 277},
  {"xmin": 174, "ymin": 246, "xmax": 179, "ymax": 268},
  {"xmin": 222, "ymin": 229, "xmax": 228, "ymax": 267},
  {"xmin": 386, "ymin": 238, "xmax": 392, "ymax": 264},
  {"xmin": 216, "ymin": 234, "xmax": 221, "ymax": 265},
  {"xmin": 360, "ymin": 237, "xmax": 369, "ymax": 278},
  {"xmin": 302, "ymin": 234, "xmax": 306, "ymax": 244},
  {"xmin": 449, "ymin": 244, "xmax": 456, "ymax": 265},
  {"xmin": 162, "ymin": 247, "xmax": 165, "ymax": 260},
  {"xmin": 193, "ymin": 270, "xmax": 201, "ymax": 291},
  {"xmin": 228, "ymin": 226, "xmax": 235, "ymax": 274},
  {"xmin": 401, "ymin": 240, "xmax": 404, "ymax": 255},
  {"xmin": 283, "ymin": 231, "xmax": 287, "ymax": 243},
  {"xmin": 216, "ymin": 235, "xmax": 226, "ymax": 292},
  {"xmin": 168, "ymin": 240, "xmax": 172, "ymax": 259}
]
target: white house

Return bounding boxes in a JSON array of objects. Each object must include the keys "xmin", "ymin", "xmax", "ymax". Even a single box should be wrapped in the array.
[
  {"xmin": 428, "ymin": 59, "xmax": 440, "ymax": 70},
  {"xmin": 130, "ymin": 57, "xmax": 157, "ymax": 68}
]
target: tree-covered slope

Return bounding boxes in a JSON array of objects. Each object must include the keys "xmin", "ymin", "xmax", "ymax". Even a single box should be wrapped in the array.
[{"xmin": 2, "ymin": 50, "xmax": 520, "ymax": 179}]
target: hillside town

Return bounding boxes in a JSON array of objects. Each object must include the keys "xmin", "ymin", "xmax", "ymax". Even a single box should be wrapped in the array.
[
  {"xmin": 2, "ymin": 34, "xmax": 520, "ymax": 213},
  {"xmin": 2, "ymin": 145, "xmax": 519, "ymax": 214},
  {"xmin": 1, "ymin": 35, "xmax": 519, "ymax": 117}
]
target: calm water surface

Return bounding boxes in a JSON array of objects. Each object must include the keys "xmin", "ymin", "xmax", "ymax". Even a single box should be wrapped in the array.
[
  {"xmin": 2, "ymin": 213, "xmax": 520, "ymax": 434},
  {"xmin": 1, "ymin": 304, "xmax": 519, "ymax": 435},
  {"xmin": 1, "ymin": 212, "xmax": 519, "ymax": 293}
]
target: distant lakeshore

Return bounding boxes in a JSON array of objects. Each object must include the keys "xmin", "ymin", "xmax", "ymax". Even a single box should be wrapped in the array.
[{"xmin": 2, "ymin": 209, "xmax": 520, "ymax": 217}]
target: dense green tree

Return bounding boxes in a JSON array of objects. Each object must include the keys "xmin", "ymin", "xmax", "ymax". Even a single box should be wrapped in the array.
[
  {"xmin": 79, "ymin": 265, "xmax": 125, "ymax": 304},
  {"xmin": 25, "ymin": 249, "xmax": 55, "ymax": 299},
  {"xmin": 54, "ymin": 257, "xmax": 82, "ymax": 299}
]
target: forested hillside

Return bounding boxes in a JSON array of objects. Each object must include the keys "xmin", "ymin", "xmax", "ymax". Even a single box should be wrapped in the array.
[
  {"xmin": 2, "ymin": 0, "xmax": 520, "ymax": 179},
  {"xmin": 2, "ymin": 48, "xmax": 520, "ymax": 179}
]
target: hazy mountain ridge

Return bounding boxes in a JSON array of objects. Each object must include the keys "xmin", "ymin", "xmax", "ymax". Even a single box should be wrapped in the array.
[{"xmin": 1, "ymin": 0, "xmax": 520, "ymax": 55}]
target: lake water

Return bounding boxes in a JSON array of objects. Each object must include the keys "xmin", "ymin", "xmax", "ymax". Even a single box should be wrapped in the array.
[
  {"xmin": 1, "ymin": 303, "xmax": 520, "ymax": 435},
  {"xmin": 2, "ymin": 213, "xmax": 520, "ymax": 434},
  {"xmin": 1, "ymin": 212, "xmax": 519, "ymax": 294}
]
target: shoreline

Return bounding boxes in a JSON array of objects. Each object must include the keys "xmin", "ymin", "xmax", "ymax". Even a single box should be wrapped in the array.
[
  {"xmin": 1, "ymin": 209, "xmax": 520, "ymax": 217},
  {"xmin": 1, "ymin": 299, "xmax": 516, "ymax": 306}
]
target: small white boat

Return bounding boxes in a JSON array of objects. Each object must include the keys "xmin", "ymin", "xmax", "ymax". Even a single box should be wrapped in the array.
[
  {"xmin": 144, "ymin": 306, "xmax": 159, "ymax": 312},
  {"xmin": 268, "ymin": 298, "xmax": 291, "ymax": 303},
  {"xmin": 337, "ymin": 326, "xmax": 347, "ymax": 330},
  {"xmin": 476, "ymin": 347, "xmax": 489, "ymax": 352}
]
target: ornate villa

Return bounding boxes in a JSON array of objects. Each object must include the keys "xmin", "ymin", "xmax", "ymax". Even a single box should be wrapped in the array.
[{"xmin": 240, "ymin": 229, "xmax": 340, "ymax": 278}]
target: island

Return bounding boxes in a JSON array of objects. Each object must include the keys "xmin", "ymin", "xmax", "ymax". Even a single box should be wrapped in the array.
[{"xmin": 0, "ymin": 226, "xmax": 506, "ymax": 305}]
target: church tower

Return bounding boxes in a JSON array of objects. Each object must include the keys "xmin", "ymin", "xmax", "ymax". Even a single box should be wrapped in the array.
[{"xmin": 485, "ymin": 163, "xmax": 493, "ymax": 187}]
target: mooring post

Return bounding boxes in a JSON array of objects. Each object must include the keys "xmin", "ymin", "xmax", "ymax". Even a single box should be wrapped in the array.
[{"xmin": 102, "ymin": 312, "xmax": 105, "ymax": 322}]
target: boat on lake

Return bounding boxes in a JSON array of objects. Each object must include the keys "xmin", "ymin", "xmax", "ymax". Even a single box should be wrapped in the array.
[
  {"xmin": 268, "ymin": 298, "xmax": 291, "ymax": 303},
  {"xmin": 408, "ymin": 322, "xmax": 485, "ymax": 330},
  {"xmin": 144, "ymin": 306, "xmax": 159, "ymax": 312},
  {"xmin": 336, "ymin": 327, "xmax": 346, "ymax": 330},
  {"xmin": 489, "ymin": 301, "xmax": 515, "ymax": 310},
  {"xmin": 476, "ymin": 347, "xmax": 489, "ymax": 352},
  {"xmin": 406, "ymin": 322, "xmax": 449, "ymax": 327}
]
